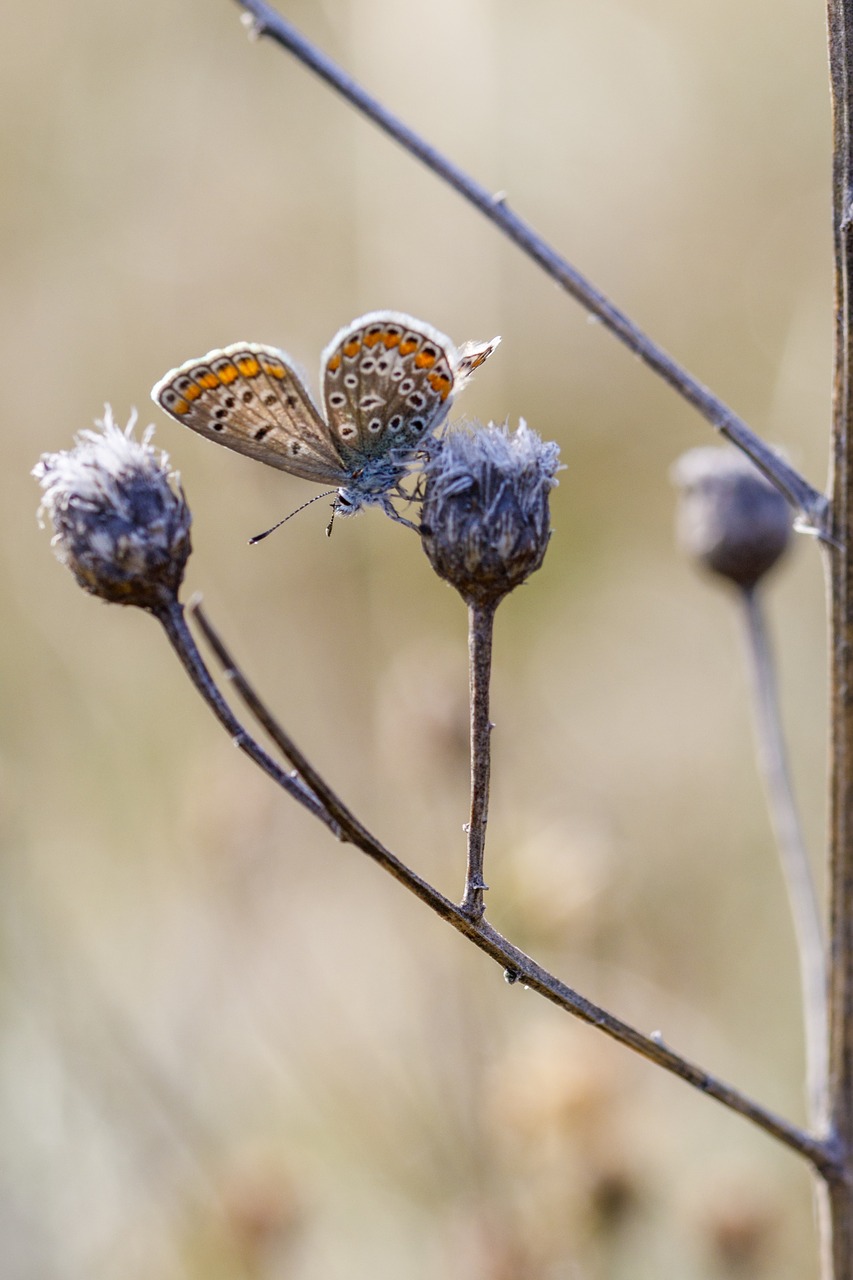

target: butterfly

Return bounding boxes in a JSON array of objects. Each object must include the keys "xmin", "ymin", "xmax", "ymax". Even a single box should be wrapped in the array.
[{"xmin": 151, "ymin": 311, "xmax": 499, "ymax": 533}]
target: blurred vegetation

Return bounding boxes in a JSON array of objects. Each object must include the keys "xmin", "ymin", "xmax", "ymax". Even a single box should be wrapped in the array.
[{"xmin": 5, "ymin": 1, "xmax": 830, "ymax": 1276}]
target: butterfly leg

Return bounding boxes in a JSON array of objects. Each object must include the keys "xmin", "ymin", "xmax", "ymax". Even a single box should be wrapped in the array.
[{"xmin": 379, "ymin": 496, "xmax": 421, "ymax": 533}]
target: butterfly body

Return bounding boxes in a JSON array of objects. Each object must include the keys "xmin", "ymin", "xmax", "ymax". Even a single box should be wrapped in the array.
[{"xmin": 151, "ymin": 311, "xmax": 498, "ymax": 524}]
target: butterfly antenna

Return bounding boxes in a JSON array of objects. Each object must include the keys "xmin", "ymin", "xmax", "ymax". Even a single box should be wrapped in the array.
[{"xmin": 249, "ymin": 491, "xmax": 338, "ymax": 545}]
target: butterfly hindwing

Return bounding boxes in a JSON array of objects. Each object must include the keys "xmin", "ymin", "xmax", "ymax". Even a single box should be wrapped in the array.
[{"xmin": 321, "ymin": 312, "xmax": 459, "ymax": 461}]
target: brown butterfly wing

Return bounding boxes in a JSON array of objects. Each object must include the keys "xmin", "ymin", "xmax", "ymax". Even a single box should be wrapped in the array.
[{"xmin": 151, "ymin": 342, "xmax": 349, "ymax": 485}]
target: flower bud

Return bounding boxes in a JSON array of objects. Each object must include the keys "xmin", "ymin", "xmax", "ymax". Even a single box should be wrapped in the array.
[
  {"xmin": 34, "ymin": 408, "xmax": 191, "ymax": 610},
  {"xmin": 420, "ymin": 421, "xmax": 560, "ymax": 607},
  {"xmin": 671, "ymin": 446, "xmax": 792, "ymax": 589}
]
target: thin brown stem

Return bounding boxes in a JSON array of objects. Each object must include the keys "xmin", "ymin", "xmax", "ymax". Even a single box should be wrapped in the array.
[
  {"xmin": 463, "ymin": 602, "xmax": 495, "ymax": 918},
  {"xmin": 826, "ymin": 3, "xmax": 853, "ymax": 1274},
  {"xmin": 154, "ymin": 599, "xmax": 334, "ymax": 830},
  {"xmin": 231, "ymin": 0, "xmax": 828, "ymax": 535},
  {"xmin": 190, "ymin": 598, "xmax": 393, "ymax": 853},
  {"xmin": 739, "ymin": 586, "xmax": 828, "ymax": 1129},
  {"xmin": 190, "ymin": 595, "xmax": 837, "ymax": 1178}
]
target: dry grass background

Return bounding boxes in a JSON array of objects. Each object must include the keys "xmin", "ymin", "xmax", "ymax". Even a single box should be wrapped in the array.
[{"xmin": 3, "ymin": 1, "xmax": 834, "ymax": 1276}]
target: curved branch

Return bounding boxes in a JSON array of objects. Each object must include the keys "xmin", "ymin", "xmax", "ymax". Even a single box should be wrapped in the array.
[
  {"xmin": 189, "ymin": 598, "xmax": 838, "ymax": 1180},
  {"xmin": 155, "ymin": 600, "xmax": 334, "ymax": 829},
  {"xmin": 232, "ymin": 0, "xmax": 829, "ymax": 535}
]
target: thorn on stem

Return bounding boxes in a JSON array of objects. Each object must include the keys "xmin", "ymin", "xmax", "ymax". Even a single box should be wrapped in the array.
[{"xmin": 240, "ymin": 12, "xmax": 263, "ymax": 40}]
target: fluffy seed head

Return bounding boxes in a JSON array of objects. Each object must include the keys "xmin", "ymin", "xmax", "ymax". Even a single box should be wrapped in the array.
[
  {"xmin": 33, "ymin": 408, "xmax": 192, "ymax": 610},
  {"xmin": 420, "ymin": 421, "xmax": 560, "ymax": 607}
]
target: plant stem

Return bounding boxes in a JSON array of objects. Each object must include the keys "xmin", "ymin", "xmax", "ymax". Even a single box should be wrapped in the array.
[
  {"xmin": 190, "ymin": 598, "xmax": 400, "ymax": 854},
  {"xmin": 825, "ymin": 3, "xmax": 853, "ymax": 1275},
  {"xmin": 739, "ymin": 586, "xmax": 828, "ymax": 1127},
  {"xmin": 463, "ymin": 602, "xmax": 496, "ymax": 918},
  {"xmin": 231, "ymin": 0, "xmax": 828, "ymax": 535},
  {"xmin": 154, "ymin": 600, "xmax": 333, "ymax": 830},
  {"xmin": 191, "ymin": 596, "xmax": 837, "ymax": 1177}
]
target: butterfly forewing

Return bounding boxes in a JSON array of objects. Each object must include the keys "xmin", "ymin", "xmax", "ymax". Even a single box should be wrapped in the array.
[
  {"xmin": 321, "ymin": 312, "xmax": 459, "ymax": 461},
  {"xmin": 151, "ymin": 342, "xmax": 349, "ymax": 484}
]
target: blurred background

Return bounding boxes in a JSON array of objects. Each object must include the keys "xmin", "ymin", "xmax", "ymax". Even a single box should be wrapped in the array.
[{"xmin": 3, "ymin": 1, "xmax": 833, "ymax": 1276}]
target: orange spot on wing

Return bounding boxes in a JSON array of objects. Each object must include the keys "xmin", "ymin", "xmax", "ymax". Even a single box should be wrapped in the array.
[
  {"xmin": 236, "ymin": 356, "xmax": 260, "ymax": 377},
  {"xmin": 327, "ymin": 353, "xmax": 342, "ymax": 372},
  {"xmin": 343, "ymin": 339, "xmax": 361, "ymax": 358},
  {"xmin": 363, "ymin": 330, "xmax": 382, "ymax": 348},
  {"xmin": 429, "ymin": 373, "xmax": 452, "ymax": 399},
  {"xmin": 399, "ymin": 339, "xmax": 417, "ymax": 356},
  {"xmin": 197, "ymin": 372, "xmax": 219, "ymax": 390},
  {"xmin": 183, "ymin": 383, "xmax": 202, "ymax": 401},
  {"xmin": 415, "ymin": 351, "xmax": 437, "ymax": 369},
  {"xmin": 217, "ymin": 364, "xmax": 239, "ymax": 385},
  {"xmin": 261, "ymin": 358, "xmax": 286, "ymax": 378},
  {"xmin": 172, "ymin": 398, "xmax": 190, "ymax": 416},
  {"xmin": 382, "ymin": 331, "xmax": 401, "ymax": 348}
]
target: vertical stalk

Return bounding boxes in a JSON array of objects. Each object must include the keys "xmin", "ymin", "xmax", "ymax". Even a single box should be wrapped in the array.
[
  {"xmin": 739, "ymin": 587, "xmax": 827, "ymax": 1126},
  {"xmin": 463, "ymin": 602, "xmax": 496, "ymax": 918},
  {"xmin": 825, "ymin": 3, "xmax": 853, "ymax": 1275}
]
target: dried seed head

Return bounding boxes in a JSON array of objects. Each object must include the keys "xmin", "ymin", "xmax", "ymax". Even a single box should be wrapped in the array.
[
  {"xmin": 671, "ymin": 446, "xmax": 792, "ymax": 589},
  {"xmin": 33, "ymin": 407, "xmax": 191, "ymax": 610},
  {"xmin": 420, "ymin": 420, "xmax": 560, "ymax": 607}
]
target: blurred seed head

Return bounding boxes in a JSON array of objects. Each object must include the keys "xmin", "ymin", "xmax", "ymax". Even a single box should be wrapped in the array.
[
  {"xmin": 33, "ymin": 407, "xmax": 191, "ymax": 610},
  {"xmin": 420, "ymin": 420, "xmax": 561, "ymax": 608},
  {"xmin": 485, "ymin": 1018, "xmax": 647, "ymax": 1254},
  {"xmin": 218, "ymin": 1147, "xmax": 306, "ymax": 1267},
  {"xmin": 671, "ymin": 446, "xmax": 792, "ymax": 589},
  {"xmin": 502, "ymin": 818, "xmax": 612, "ymax": 942},
  {"xmin": 486, "ymin": 1018, "xmax": 628, "ymax": 1145},
  {"xmin": 691, "ymin": 1172, "xmax": 778, "ymax": 1273}
]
